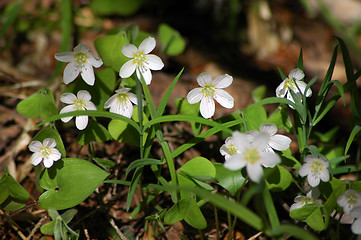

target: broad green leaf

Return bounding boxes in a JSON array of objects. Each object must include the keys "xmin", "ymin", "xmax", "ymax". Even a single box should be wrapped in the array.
[
  {"xmin": 158, "ymin": 23, "xmax": 186, "ymax": 56},
  {"xmin": 242, "ymin": 103, "xmax": 267, "ymax": 131},
  {"xmin": 40, "ymin": 221, "xmax": 56, "ymax": 235},
  {"xmin": 108, "ymin": 119, "xmax": 141, "ymax": 146},
  {"xmin": 64, "ymin": 67, "xmax": 116, "ymax": 109},
  {"xmin": 319, "ymin": 178, "xmax": 346, "ymax": 213},
  {"xmin": 32, "ymin": 126, "xmax": 66, "ymax": 157},
  {"xmin": 92, "ymin": 158, "xmax": 116, "ymax": 170},
  {"xmin": 280, "ymin": 149, "xmax": 300, "ymax": 170},
  {"xmin": 265, "ymin": 165, "xmax": 292, "ymax": 192},
  {"xmin": 41, "ymin": 208, "xmax": 78, "ymax": 235},
  {"xmin": 251, "ymin": 85, "xmax": 266, "ymax": 102},
  {"xmin": 214, "ymin": 162, "xmax": 245, "ymax": 196},
  {"xmin": 17, "ymin": 87, "xmax": 58, "ymax": 119},
  {"xmin": 77, "ymin": 120, "xmax": 112, "ymax": 145},
  {"xmin": 305, "ymin": 206, "xmax": 329, "ymax": 231},
  {"xmin": 266, "ymin": 106, "xmax": 293, "ymax": 133},
  {"xmin": 39, "ymin": 158, "xmax": 109, "ymax": 210},
  {"xmin": 94, "ymin": 33, "xmax": 128, "ymax": 72},
  {"xmin": 290, "ymin": 204, "xmax": 318, "ymax": 221},
  {"xmin": 90, "ymin": 0, "xmax": 144, "ymax": 16}
]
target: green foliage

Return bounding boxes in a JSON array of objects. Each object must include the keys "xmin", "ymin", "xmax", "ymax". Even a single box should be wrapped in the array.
[
  {"xmin": 214, "ymin": 162, "xmax": 245, "ymax": 196},
  {"xmin": 39, "ymin": 158, "xmax": 109, "ymax": 210},
  {"xmin": 0, "ymin": 169, "xmax": 30, "ymax": 211},
  {"xmin": 90, "ymin": 0, "xmax": 144, "ymax": 16},
  {"xmin": 17, "ymin": 87, "xmax": 58, "ymax": 119},
  {"xmin": 158, "ymin": 23, "xmax": 186, "ymax": 56},
  {"xmin": 264, "ymin": 165, "xmax": 292, "ymax": 192},
  {"xmin": 77, "ymin": 120, "xmax": 112, "ymax": 145}
]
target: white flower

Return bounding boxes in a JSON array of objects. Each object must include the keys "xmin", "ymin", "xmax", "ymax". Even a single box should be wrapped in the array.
[
  {"xmin": 55, "ymin": 43, "xmax": 103, "ymax": 86},
  {"xmin": 119, "ymin": 37, "xmax": 164, "ymax": 85},
  {"xmin": 350, "ymin": 206, "xmax": 361, "ymax": 235},
  {"xmin": 276, "ymin": 68, "xmax": 312, "ymax": 108},
  {"xmin": 104, "ymin": 88, "xmax": 138, "ymax": 118},
  {"xmin": 220, "ymin": 137, "xmax": 240, "ymax": 160},
  {"xmin": 290, "ymin": 188, "xmax": 320, "ymax": 211},
  {"xmin": 337, "ymin": 189, "xmax": 361, "ymax": 214},
  {"xmin": 223, "ymin": 131, "xmax": 281, "ymax": 183},
  {"xmin": 28, "ymin": 138, "xmax": 61, "ymax": 168},
  {"xmin": 247, "ymin": 123, "xmax": 291, "ymax": 153},
  {"xmin": 59, "ymin": 90, "xmax": 97, "ymax": 130},
  {"xmin": 298, "ymin": 155, "xmax": 330, "ymax": 187},
  {"xmin": 186, "ymin": 72, "xmax": 234, "ymax": 119}
]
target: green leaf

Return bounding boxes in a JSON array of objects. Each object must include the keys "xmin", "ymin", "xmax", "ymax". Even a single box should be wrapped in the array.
[
  {"xmin": 108, "ymin": 119, "xmax": 140, "ymax": 146},
  {"xmin": 280, "ymin": 149, "xmax": 301, "ymax": 169},
  {"xmin": 251, "ymin": 85, "xmax": 267, "ymax": 102},
  {"xmin": 265, "ymin": 165, "xmax": 292, "ymax": 192},
  {"xmin": 92, "ymin": 158, "xmax": 116, "ymax": 170},
  {"xmin": 39, "ymin": 158, "xmax": 109, "ymax": 210},
  {"xmin": 267, "ymin": 106, "xmax": 293, "ymax": 133},
  {"xmin": 269, "ymin": 224, "xmax": 318, "ymax": 240},
  {"xmin": 242, "ymin": 103, "xmax": 267, "ymax": 131},
  {"xmin": 174, "ymin": 98, "xmax": 202, "ymax": 136},
  {"xmin": 94, "ymin": 33, "xmax": 129, "ymax": 72},
  {"xmin": 77, "ymin": 120, "xmax": 112, "ymax": 145},
  {"xmin": 290, "ymin": 204, "xmax": 319, "ymax": 221},
  {"xmin": 17, "ymin": 87, "xmax": 58, "ymax": 119},
  {"xmin": 305, "ymin": 206, "xmax": 329, "ymax": 231},
  {"xmin": 90, "ymin": 0, "xmax": 144, "ymax": 16},
  {"xmin": 40, "ymin": 221, "xmax": 56, "ymax": 235},
  {"xmin": 125, "ymin": 158, "xmax": 162, "ymax": 177},
  {"xmin": 345, "ymin": 125, "xmax": 361, "ymax": 155},
  {"xmin": 319, "ymin": 178, "xmax": 346, "ymax": 213},
  {"xmin": 158, "ymin": 23, "xmax": 186, "ymax": 56},
  {"xmin": 32, "ymin": 126, "xmax": 66, "ymax": 157},
  {"xmin": 214, "ymin": 162, "xmax": 245, "ymax": 196}
]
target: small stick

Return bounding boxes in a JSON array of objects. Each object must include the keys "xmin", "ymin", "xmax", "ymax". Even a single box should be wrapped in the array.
[
  {"xmin": 109, "ymin": 218, "xmax": 128, "ymax": 240},
  {"xmin": 27, "ymin": 215, "xmax": 48, "ymax": 239}
]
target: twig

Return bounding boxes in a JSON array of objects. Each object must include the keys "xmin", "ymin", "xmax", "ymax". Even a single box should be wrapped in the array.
[
  {"xmin": 109, "ymin": 218, "xmax": 129, "ymax": 240},
  {"xmin": 0, "ymin": 209, "xmax": 27, "ymax": 240},
  {"xmin": 248, "ymin": 231, "xmax": 263, "ymax": 240},
  {"xmin": 27, "ymin": 215, "xmax": 48, "ymax": 239}
]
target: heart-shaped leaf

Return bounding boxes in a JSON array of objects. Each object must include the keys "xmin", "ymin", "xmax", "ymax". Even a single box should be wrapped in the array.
[
  {"xmin": 214, "ymin": 162, "xmax": 245, "ymax": 196},
  {"xmin": 39, "ymin": 158, "xmax": 109, "ymax": 210},
  {"xmin": 265, "ymin": 165, "xmax": 292, "ymax": 192}
]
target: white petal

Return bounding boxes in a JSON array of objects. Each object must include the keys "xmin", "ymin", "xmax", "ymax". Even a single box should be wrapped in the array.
[
  {"xmin": 28, "ymin": 140, "xmax": 42, "ymax": 152},
  {"xmin": 63, "ymin": 63, "xmax": 80, "ymax": 84},
  {"xmin": 224, "ymin": 154, "xmax": 246, "ymax": 170},
  {"xmin": 128, "ymin": 92, "xmax": 138, "ymax": 105},
  {"xmin": 77, "ymin": 90, "xmax": 91, "ymax": 101},
  {"xmin": 75, "ymin": 115, "xmax": 88, "ymax": 130},
  {"xmin": 214, "ymin": 89, "xmax": 234, "ymax": 108},
  {"xmin": 259, "ymin": 152, "xmax": 281, "ymax": 167},
  {"xmin": 351, "ymin": 207, "xmax": 361, "ymax": 218},
  {"xmin": 87, "ymin": 54, "xmax": 103, "ymax": 68},
  {"xmin": 197, "ymin": 72, "xmax": 212, "ymax": 86},
  {"xmin": 60, "ymin": 105, "xmax": 75, "ymax": 123},
  {"xmin": 200, "ymin": 96, "xmax": 215, "ymax": 119},
  {"xmin": 290, "ymin": 202, "xmax": 304, "ymax": 211},
  {"xmin": 60, "ymin": 92, "xmax": 77, "ymax": 104},
  {"xmin": 288, "ymin": 68, "xmax": 305, "ymax": 81},
  {"xmin": 219, "ymin": 144, "xmax": 229, "ymax": 157},
  {"xmin": 80, "ymin": 63, "xmax": 95, "ymax": 86},
  {"xmin": 54, "ymin": 52, "xmax": 73, "ymax": 62},
  {"xmin": 139, "ymin": 37, "xmax": 156, "ymax": 54},
  {"xmin": 121, "ymin": 100, "xmax": 134, "ymax": 118},
  {"xmin": 122, "ymin": 44, "xmax": 138, "ymax": 58},
  {"xmin": 104, "ymin": 94, "xmax": 117, "ymax": 109},
  {"xmin": 298, "ymin": 164, "xmax": 309, "ymax": 177},
  {"xmin": 260, "ymin": 123, "xmax": 277, "ymax": 135},
  {"xmin": 307, "ymin": 174, "xmax": 320, "ymax": 187},
  {"xmin": 295, "ymin": 80, "xmax": 312, "ymax": 97},
  {"xmin": 231, "ymin": 132, "xmax": 249, "ymax": 153},
  {"xmin": 319, "ymin": 170, "xmax": 330, "ymax": 182},
  {"xmin": 269, "ymin": 135, "xmax": 291, "ymax": 151},
  {"xmin": 187, "ymin": 88, "xmax": 203, "ymax": 104},
  {"xmin": 74, "ymin": 43, "xmax": 89, "ymax": 53},
  {"xmin": 119, "ymin": 60, "xmax": 136, "ymax": 78},
  {"xmin": 246, "ymin": 163, "xmax": 264, "ymax": 183},
  {"xmin": 30, "ymin": 153, "xmax": 43, "ymax": 166},
  {"xmin": 351, "ymin": 217, "xmax": 361, "ymax": 234},
  {"xmin": 139, "ymin": 68, "xmax": 152, "ymax": 85},
  {"xmin": 146, "ymin": 54, "xmax": 164, "ymax": 70},
  {"xmin": 43, "ymin": 138, "xmax": 56, "ymax": 148},
  {"xmin": 85, "ymin": 101, "xmax": 97, "ymax": 111},
  {"xmin": 213, "ymin": 74, "xmax": 233, "ymax": 88},
  {"xmin": 275, "ymin": 81, "xmax": 287, "ymax": 98},
  {"xmin": 43, "ymin": 158, "xmax": 54, "ymax": 168}
]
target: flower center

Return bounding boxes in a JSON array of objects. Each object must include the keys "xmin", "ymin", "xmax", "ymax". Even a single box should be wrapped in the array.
[
  {"xmin": 310, "ymin": 161, "xmax": 323, "ymax": 173},
  {"xmin": 40, "ymin": 146, "xmax": 51, "ymax": 157},
  {"xmin": 116, "ymin": 93, "xmax": 129, "ymax": 103},
  {"xmin": 133, "ymin": 52, "xmax": 147, "ymax": 66},
  {"xmin": 73, "ymin": 99, "xmax": 86, "ymax": 110},
  {"xmin": 202, "ymin": 84, "xmax": 215, "ymax": 97},
  {"xmin": 227, "ymin": 144, "xmax": 238, "ymax": 155},
  {"xmin": 244, "ymin": 148, "xmax": 260, "ymax": 164},
  {"xmin": 301, "ymin": 197, "xmax": 314, "ymax": 205},
  {"xmin": 346, "ymin": 193, "xmax": 359, "ymax": 205},
  {"xmin": 284, "ymin": 78, "xmax": 297, "ymax": 91},
  {"xmin": 74, "ymin": 52, "xmax": 88, "ymax": 65}
]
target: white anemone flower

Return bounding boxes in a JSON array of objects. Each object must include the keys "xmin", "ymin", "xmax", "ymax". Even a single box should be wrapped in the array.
[
  {"xmin": 298, "ymin": 155, "xmax": 330, "ymax": 187},
  {"xmin": 337, "ymin": 189, "xmax": 361, "ymax": 214},
  {"xmin": 276, "ymin": 68, "xmax": 312, "ymax": 108},
  {"xmin": 59, "ymin": 90, "xmax": 97, "ymax": 130},
  {"xmin": 350, "ymin": 206, "xmax": 361, "ymax": 235},
  {"xmin": 223, "ymin": 131, "xmax": 281, "ymax": 183},
  {"xmin": 187, "ymin": 72, "xmax": 234, "ymax": 119},
  {"xmin": 29, "ymin": 138, "xmax": 61, "ymax": 168},
  {"xmin": 290, "ymin": 188, "xmax": 320, "ymax": 211},
  {"xmin": 247, "ymin": 123, "xmax": 291, "ymax": 153},
  {"xmin": 220, "ymin": 137, "xmax": 240, "ymax": 161},
  {"xmin": 104, "ymin": 88, "xmax": 138, "ymax": 118},
  {"xmin": 119, "ymin": 37, "xmax": 164, "ymax": 85},
  {"xmin": 55, "ymin": 43, "xmax": 103, "ymax": 86}
]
